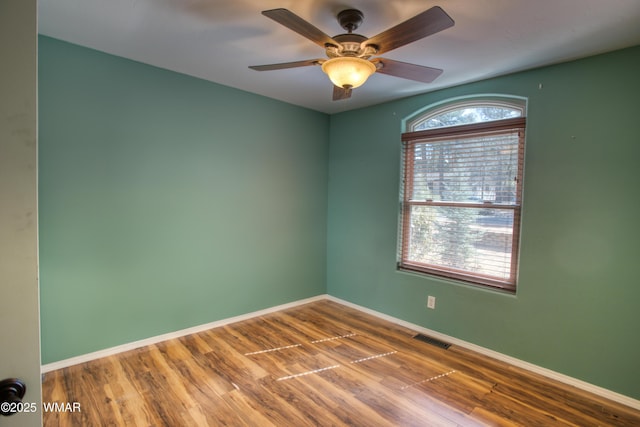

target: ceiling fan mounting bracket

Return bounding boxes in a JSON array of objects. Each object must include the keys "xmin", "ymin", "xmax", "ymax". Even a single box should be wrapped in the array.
[{"xmin": 337, "ymin": 9, "xmax": 364, "ymax": 33}]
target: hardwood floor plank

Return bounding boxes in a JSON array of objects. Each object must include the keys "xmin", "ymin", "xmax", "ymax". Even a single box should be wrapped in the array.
[
  {"xmin": 293, "ymin": 371, "xmax": 401, "ymax": 427},
  {"xmin": 221, "ymin": 388, "xmax": 274, "ymax": 427},
  {"xmin": 42, "ymin": 300, "xmax": 640, "ymax": 426}
]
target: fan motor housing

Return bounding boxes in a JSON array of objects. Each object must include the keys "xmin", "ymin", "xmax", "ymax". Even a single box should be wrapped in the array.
[{"xmin": 327, "ymin": 33, "xmax": 376, "ymax": 58}]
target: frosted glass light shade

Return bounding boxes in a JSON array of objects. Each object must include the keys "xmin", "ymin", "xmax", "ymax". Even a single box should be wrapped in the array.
[{"xmin": 321, "ymin": 57, "xmax": 376, "ymax": 89}]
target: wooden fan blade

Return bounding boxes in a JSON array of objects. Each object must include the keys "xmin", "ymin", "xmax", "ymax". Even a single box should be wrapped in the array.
[
  {"xmin": 262, "ymin": 8, "xmax": 339, "ymax": 48},
  {"xmin": 333, "ymin": 85, "xmax": 352, "ymax": 101},
  {"xmin": 363, "ymin": 6, "xmax": 454, "ymax": 55},
  {"xmin": 249, "ymin": 59, "xmax": 324, "ymax": 71},
  {"xmin": 372, "ymin": 58, "xmax": 443, "ymax": 83}
]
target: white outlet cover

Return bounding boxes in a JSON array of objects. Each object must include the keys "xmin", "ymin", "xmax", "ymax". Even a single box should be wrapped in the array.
[{"xmin": 427, "ymin": 296, "xmax": 436, "ymax": 309}]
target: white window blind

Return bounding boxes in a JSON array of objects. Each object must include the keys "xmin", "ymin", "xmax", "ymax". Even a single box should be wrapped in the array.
[{"xmin": 399, "ymin": 117, "xmax": 525, "ymax": 291}]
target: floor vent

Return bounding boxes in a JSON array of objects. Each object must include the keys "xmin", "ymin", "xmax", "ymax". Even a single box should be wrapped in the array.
[{"xmin": 413, "ymin": 333, "xmax": 451, "ymax": 349}]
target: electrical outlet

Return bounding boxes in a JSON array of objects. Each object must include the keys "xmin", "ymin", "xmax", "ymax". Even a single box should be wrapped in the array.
[{"xmin": 427, "ymin": 296, "xmax": 436, "ymax": 309}]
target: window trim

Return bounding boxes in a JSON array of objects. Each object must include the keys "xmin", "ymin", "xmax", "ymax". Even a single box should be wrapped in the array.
[{"xmin": 398, "ymin": 115, "xmax": 526, "ymax": 292}]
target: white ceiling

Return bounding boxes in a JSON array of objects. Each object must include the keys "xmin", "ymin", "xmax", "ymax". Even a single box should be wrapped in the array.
[{"xmin": 38, "ymin": 0, "xmax": 640, "ymax": 114}]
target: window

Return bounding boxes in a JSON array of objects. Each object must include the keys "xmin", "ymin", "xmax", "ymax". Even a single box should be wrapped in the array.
[{"xmin": 398, "ymin": 99, "xmax": 526, "ymax": 292}]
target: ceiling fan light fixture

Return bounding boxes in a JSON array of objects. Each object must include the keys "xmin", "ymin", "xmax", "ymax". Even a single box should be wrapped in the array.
[{"xmin": 321, "ymin": 57, "xmax": 376, "ymax": 89}]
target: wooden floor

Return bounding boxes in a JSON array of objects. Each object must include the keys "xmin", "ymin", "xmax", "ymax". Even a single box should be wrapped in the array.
[{"xmin": 42, "ymin": 300, "xmax": 640, "ymax": 426}]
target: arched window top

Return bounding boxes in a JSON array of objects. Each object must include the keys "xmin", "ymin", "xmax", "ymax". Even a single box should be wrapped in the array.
[{"xmin": 408, "ymin": 98, "xmax": 526, "ymax": 131}]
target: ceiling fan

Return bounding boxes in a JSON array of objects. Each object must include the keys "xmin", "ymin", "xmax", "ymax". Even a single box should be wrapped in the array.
[{"xmin": 249, "ymin": 6, "xmax": 454, "ymax": 101}]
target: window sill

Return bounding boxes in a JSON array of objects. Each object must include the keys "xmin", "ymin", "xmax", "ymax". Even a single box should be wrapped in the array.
[{"xmin": 396, "ymin": 266, "xmax": 518, "ymax": 297}]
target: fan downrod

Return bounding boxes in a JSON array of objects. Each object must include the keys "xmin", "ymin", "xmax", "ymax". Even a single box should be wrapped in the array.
[{"xmin": 337, "ymin": 9, "xmax": 364, "ymax": 33}]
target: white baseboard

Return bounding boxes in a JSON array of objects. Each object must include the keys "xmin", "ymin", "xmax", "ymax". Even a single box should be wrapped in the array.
[
  {"xmin": 325, "ymin": 295, "xmax": 640, "ymax": 411},
  {"xmin": 42, "ymin": 293, "xmax": 639, "ymax": 411},
  {"xmin": 41, "ymin": 294, "xmax": 327, "ymax": 373}
]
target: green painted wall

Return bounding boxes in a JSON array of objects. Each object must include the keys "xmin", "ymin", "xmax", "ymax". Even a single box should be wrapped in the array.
[
  {"xmin": 38, "ymin": 36, "xmax": 329, "ymax": 364},
  {"xmin": 327, "ymin": 46, "xmax": 640, "ymax": 399}
]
